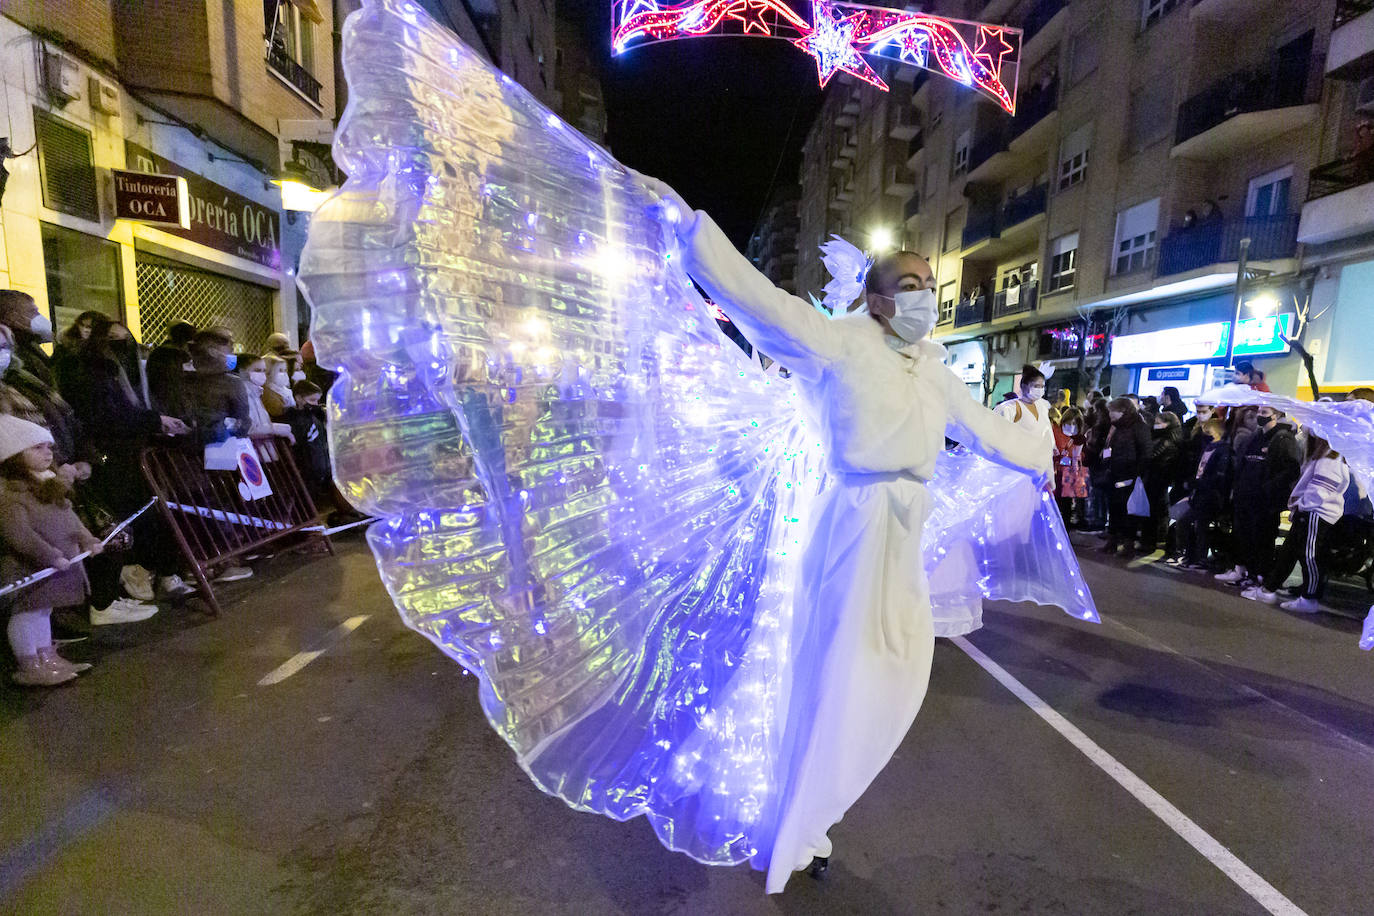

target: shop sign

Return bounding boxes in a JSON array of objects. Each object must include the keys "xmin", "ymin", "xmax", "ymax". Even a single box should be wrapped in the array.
[
  {"xmin": 1110, "ymin": 314, "xmax": 1293, "ymax": 365},
  {"xmin": 1147, "ymin": 367, "xmax": 1192, "ymax": 382},
  {"xmin": 124, "ymin": 141, "xmax": 281, "ymax": 270},
  {"xmin": 111, "ymin": 170, "xmax": 190, "ymax": 229}
]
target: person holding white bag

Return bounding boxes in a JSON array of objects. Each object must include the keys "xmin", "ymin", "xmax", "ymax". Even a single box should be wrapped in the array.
[{"xmin": 1101, "ymin": 396, "xmax": 1151, "ymax": 558}]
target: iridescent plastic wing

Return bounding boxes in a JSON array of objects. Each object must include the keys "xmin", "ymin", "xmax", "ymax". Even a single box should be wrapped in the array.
[
  {"xmin": 1202, "ymin": 386, "xmax": 1374, "ymax": 651},
  {"xmin": 926, "ymin": 448, "xmax": 1099, "ymax": 637},
  {"xmin": 1203, "ymin": 385, "xmax": 1374, "ymax": 493},
  {"xmin": 299, "ymin": 0, "xmax": 825, "ymax": 864}
]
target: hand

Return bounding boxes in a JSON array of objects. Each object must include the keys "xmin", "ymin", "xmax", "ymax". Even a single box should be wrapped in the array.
[
  {"xmin": 51, "ymin": 556, "xmax": 70, "ymax": 571},
  {"xmin": 626, "ymin": 169, "xmax": 696, "ymax": 231},
  {"xmin": 73, "ymin": 461, "xmax": 92, "ymax": 481},
  {"xmin": 56, "ymin": 464, "xmax": 79, "ymax": 488},
  {"xmin": 161, "ymin": 415, "xmax": 190, "ymax": 435},
  {"xmin": 87, "ymin": 541, "xmax": 103, "ymax": 556}
]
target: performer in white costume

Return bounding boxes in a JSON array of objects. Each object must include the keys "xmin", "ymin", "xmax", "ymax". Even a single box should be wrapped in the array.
[
  {"xmin": 994, "ymin": 363, "xmax": 1054, "ymax": 437},
  {"xmin": 637, "ymin": 175, "xmax": 1054, "ymax": 890}
]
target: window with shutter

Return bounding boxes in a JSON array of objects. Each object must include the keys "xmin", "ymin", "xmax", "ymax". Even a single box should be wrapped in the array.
[{"xmin": 34, "ymin": 109, "xmax": 99, "ymax": 222}]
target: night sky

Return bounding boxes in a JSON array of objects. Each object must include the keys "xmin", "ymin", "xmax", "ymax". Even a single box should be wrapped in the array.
[{"xmin": 562, "ymin": 1, "xmax": 824, "ymax": 247}]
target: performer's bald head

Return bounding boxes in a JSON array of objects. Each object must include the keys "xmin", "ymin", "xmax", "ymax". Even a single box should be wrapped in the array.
[{"xmin": 861, "ymin": 251, "xmax": 934, "ymax": 318}]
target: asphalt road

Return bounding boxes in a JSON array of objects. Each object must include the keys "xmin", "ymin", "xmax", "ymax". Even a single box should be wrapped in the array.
[{"xmin": 2, "ymin": 533, "xmax": 1372, "ymax": 915}]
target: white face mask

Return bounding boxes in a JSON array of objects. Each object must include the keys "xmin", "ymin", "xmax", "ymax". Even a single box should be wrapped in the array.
[
  {"xmin": 29, "ymin": 314, "xmax": 53, "ymax": 342},
  {"xmin": 1027, "ymin": 384, "xmax": 1046, "ymax": 400},
  {"xmin": 884, "ymin": 288, "xmax": 938, "ymax": 343},
  {"xmin": 1062, "ymin": 424, "xmax": 1077, "ymax": 435},
  {"xmin": 248, "ymin": 370, "xmax": 268, "ymax": 386}
]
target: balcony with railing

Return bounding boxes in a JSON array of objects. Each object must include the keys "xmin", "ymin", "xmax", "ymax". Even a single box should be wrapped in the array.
[
  {"xmin": 1327, "ymin": 0, "xmax": 1374, "ymax": 78},
  {"xmin": 890, "ymin": 107, "xmax": 920, "ymax": 141},
  {"xmin": 1299, "ymin": 149, "xmax": 1374, "ymax": 244},
  {"xmin": 885, "ymin": 165, "xmax": 917, "ymax": 196},
  {"xmin": 1002, "ymin": 183, "xmax": 1048, "ymax": 229},
  {"xmin": 1172, "ymin": 42, "xmax": 1318, "ymax": 159},
  {"xmin": 961, "ymin": 183, "xmax": 1048, "ymax": 256},
  {"xmin": 1007, "ymin": 76, "xmax": 1059, "ymax": 149},
  {"xmin": 267, "ymin": 40, "xmax": 323, "ymax": 107},
  {"xmin": 1156, "ymin": 214, "xmax": 1300, "ymax": 276},
  {"xmin": 993, "ymin": 281, "xmax": 1038, "ymax": 319},
  {"xmin": 955, "ymin": 294, "xmax": 990, "ymax": 328}
]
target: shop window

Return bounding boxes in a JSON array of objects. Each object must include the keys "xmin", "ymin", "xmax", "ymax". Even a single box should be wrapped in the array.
[
  {"xmin": 1058, "ymin": 124, "xmax": 1091, "ymax": 191},
  {"xmin": 1048, "ymin": 232, "xmax": 1079, "ymax": 292},
  {"xmin": 41, "ymin": 223, "xmax": 124, "ymax": 334},
  {"xmin": 34, "ymin": 109, "xmax": 99, "ymax": 222},
  {"xmin": 1113, "ymin": 198, "xmax": 1160, "ymax": 275},
  {"xmin": 953, "ymin": 129, "xmax": 970, "ymax": 178}
]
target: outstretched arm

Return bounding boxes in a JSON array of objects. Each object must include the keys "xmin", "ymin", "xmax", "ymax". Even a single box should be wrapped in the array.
[
  {"xmin": 941, "ymin": 369, "xmax": 1052, "ymax": 481},
  {"xmin": 634, "ymin": 172, "xmax": 842, "ymax": 379}
]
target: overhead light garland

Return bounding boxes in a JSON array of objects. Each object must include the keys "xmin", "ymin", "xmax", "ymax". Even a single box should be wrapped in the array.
[{"xmin": 612, "ymin": 0, "xmax": 1021, "ymax": 112}]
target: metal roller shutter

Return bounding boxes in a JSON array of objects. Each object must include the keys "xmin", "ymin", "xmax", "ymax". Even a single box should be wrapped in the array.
[{"xmin": 134, "ymin": 256, "xmax": 274, "ymax": 352}]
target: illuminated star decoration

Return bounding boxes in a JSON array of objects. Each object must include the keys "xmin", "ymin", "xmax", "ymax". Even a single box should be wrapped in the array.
[
  {"xmin": 973, "ymin": 25, "xmax": 1014, "ymax": 75},
  {"xmin": 727, "ymin": 0, "xmax": 772, "ymax": 34},
  {"xmin": 899, "ymin": 29, "xmax": 928, "ymax": 67},
  {"xmin": 611, "ymin": 0, "xmax": 1021, "ymax": 113},
  {"xmin": 794, "ymin": 2, "xmax": 884, "ymax": 88}
]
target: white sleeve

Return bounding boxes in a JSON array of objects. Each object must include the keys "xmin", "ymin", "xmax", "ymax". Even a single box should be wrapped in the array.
[
  {"xmin": 680, "ymin": 213, "xmax": 843, "ymax": 380},
  {"xmin": 943, "ymin": 370, "xmax": 1052, "ymax": 476}
]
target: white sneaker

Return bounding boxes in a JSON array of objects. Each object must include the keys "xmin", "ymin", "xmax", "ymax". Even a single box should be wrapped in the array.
[
  {"xmin": 1214, "ymin": 567, "xmax": 1247, "ymax": 583},
  {"xmin": 90, "ymin": 598, "xmax": 160, "ymax": 626},
  {"xmin": 1280, "ymin": 596, "xmax": 1324, "ymax": 614},
  {"xmin": 158, "ymin": 575, "xmax": 197, "ymax": 598},
  {"xmin": 1243, "ymin": 587, "xmax": 1280, "ymax": 604},
  {"xmin": 214, "ymin": 565, "xmax": 253, "ymax": 583},
  {"xmin": 119, "ymin": 565, "xmax": 155, "ymax": 601}
]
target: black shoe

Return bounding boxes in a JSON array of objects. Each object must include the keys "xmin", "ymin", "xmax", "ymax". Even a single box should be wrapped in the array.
[
  {"xmin": 806, "ymin": 856, "xmax": 829, "ymax": 879},
  {"xmin": 51, "ymin": 613, "xmax": 91, "ymax": 644}
]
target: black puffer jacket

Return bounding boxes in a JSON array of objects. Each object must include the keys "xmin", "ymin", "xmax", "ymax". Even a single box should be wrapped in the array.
[
  {"xmin": 1189, "ymin": 439, "xmax": 1234, "ymax": 517},
  {"xmin": 1106, "ymin": 412, "xmax": 1151, "ymax": 484},
  {"xmin": 1233, "ymin": 421, "xmax": 1301, "ymax": 514}
]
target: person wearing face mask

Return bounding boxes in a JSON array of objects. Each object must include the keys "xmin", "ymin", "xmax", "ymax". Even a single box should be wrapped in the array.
[
  {"xmin": 1053, "ymin": 407, "xmax": 1089, "ymax": 525},
  {"xmin": 0, "ymin": 290, "xmax": 56, "ymax": 390},
  {"xmin": 260, "ymin": 355, "xmax": 296, "ymax": 418},
  {"xmin": 182, "ymin": 328, "xmax": 252, "ymax": 443},
  {"xmin": 1215, "ymin": 406, "xmax": 1301, "ymax": 587},
  {"xmin": 994, "ymin": 364, "xmax": 1052, "ymax": 438},
  {"xmin": 234, "ymin": 355, "xmax": 294, "ymax": 443},
  {"xmin": 633, "ymin": 171, "xmax": 1052, "ymax": 892}
]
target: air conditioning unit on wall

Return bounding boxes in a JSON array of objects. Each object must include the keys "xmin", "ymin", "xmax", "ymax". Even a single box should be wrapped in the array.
[
  {"xmin": 40, "ymin": 47, "xmax": 81, "ymax": 107},
  {"xmin": 89, "ymin": 77, "xmax": 119, "ymax": 116}
]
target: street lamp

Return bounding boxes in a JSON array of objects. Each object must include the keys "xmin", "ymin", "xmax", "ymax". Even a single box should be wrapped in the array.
[
  {"xmin": 273, "ymin": 158, "xmax": 328, "ymax": 213},
  {"xmin": 870, "ymin": 226, "xmax": 895, "ymax": 253},
  {"xmin": 1245, "ymin": 293, "xmax": 1279, "ymax": 316}
]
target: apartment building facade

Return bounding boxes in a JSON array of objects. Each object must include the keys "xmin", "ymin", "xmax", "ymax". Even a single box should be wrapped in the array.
[
  {"xmin": 746, "ymin": 185, "xmax": 802, "ymax": 296},
  {"xmin": 799, "ymin": 0, "xmax": 1369, "ymax": 402}
]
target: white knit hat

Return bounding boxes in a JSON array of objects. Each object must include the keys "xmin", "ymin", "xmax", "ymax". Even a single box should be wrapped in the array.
[{"xmin": 0, "ymin": 414, "xmax": 54, "ymax": 463}]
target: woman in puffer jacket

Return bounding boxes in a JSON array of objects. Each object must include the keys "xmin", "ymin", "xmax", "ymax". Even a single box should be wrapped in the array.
[{"xmin": 1102, "ymin": 397, "xmax": 1151, "ymax": 557}]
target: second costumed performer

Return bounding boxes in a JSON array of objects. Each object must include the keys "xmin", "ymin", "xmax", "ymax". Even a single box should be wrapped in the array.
[{"xmin": 636, "ymin": 173, "xmax": 1054, "ymax": 891}]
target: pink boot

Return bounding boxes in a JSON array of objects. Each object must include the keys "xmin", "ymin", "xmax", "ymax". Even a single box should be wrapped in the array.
[
  {"xmin": 11, "ymin": 654, "xmax": 77, "ymax": 687},
  {"xmin": 38, "ymin": 645, "xmax": 92, "ymax": 675}
]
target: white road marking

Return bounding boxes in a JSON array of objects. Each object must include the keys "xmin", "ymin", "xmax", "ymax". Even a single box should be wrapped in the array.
[
  {"xmin": 951, "ymin": 635, "xmax": 1308, "ymax": 916},
  {"xmin": 258, "ymin": 615, "xmax": 370, "ymax": 686}
]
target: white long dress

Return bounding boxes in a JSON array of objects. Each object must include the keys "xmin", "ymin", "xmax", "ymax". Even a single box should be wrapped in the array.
[{"xmin": 681, "ymin": 213, "xmax": 1052, "ymax": 893}]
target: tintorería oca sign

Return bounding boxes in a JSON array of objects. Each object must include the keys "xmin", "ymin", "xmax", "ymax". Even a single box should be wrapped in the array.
[{"xmin": 111, "ymin": 170, "xmax": 190, "ymax": 229}]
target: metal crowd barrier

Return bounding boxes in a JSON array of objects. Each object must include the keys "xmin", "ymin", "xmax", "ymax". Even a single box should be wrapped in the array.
[{"xmin": 140, "ymin": 434, "xmax": 333, "ymax": 615}]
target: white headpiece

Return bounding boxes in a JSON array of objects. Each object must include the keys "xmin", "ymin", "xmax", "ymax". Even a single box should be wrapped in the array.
[{"xmin": 817, "ymin": 235, "xmax": 873, "ymax": 318}]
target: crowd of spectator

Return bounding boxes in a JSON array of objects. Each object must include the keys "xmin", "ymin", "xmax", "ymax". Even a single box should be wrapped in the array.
[
  {"xmin": 0, "ymin": 289, "xmax": 344, "ymax": 688},
  {"xmin": 1045, "ymin": 362, "xmax": 1374, "ymax": 616}
]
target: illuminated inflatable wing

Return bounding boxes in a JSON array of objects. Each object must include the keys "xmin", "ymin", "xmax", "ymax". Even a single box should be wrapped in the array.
[{"xmin": 298, "ymin": 0, "xmax": 827, "ymax": 864}]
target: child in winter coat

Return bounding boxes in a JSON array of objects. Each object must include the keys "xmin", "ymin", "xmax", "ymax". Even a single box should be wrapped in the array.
[
  {"xmin": 0, "ymin": 415, "xmax": 103, "ymax": 686},
  {"xmin": 1053, "ymin": 408, "xmax": 1088, "ymax": 525},
  {"xmin": 1244, "ymin": 433, "xmax": 1350, "ymax": 612},
  {"xmin": 261, "ymin": 355, "xmax": 295, "ymax": 419},
  {"xmin": 1170, "ymin": 418, "xmax": 1233, "ymax": 570},
  {"xmin": 235, "ymin": 355, "xmax": 294, "ymax": 442}
]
